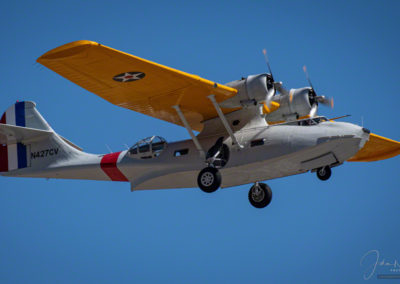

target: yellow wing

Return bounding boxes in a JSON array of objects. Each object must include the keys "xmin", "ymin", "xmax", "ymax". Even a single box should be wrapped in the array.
[
  {"xmin": 348, "ymin": 133, "xmax": 400, "ymax": 162},
  {"xmin": 37, "ymin": 40, "xmax": 238, "ymax": 131}
]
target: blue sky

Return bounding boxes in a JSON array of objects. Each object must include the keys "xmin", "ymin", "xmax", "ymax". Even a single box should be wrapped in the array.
[{"xmin": 1, "ymin": 1, "xmax": 399, "ymax": 283}]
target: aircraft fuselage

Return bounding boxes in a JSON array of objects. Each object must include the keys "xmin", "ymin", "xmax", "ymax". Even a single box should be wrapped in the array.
[{"xmin": 3, "ymin": 120, "xmax": 368, "ymax": 190}]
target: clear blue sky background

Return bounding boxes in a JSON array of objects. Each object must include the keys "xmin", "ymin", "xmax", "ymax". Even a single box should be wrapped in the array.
[{"xmin": 1, "ymin": 1, "xmax": 399, "ymax": 283}]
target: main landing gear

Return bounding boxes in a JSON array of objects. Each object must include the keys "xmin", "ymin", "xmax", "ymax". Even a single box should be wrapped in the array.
[
  {"xmin": 197, "ymin": 167, "xmax": 221, "ymax": 193},
  {"xmin": 316, "ymin": 166, "xmax": 331, "ymax": 181},
  {"xmin": 197, "ymin": 137, "xmax": 228, "ymax": 193},
  {"xmin": 196, "ymin": 137, "xmax": 274, "ymax": 208},
  {"xmin": 248, "ymin": 182, "xmax": 273, "ymax": 208}
]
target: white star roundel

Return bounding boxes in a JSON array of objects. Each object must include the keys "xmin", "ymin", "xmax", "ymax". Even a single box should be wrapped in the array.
[{"xmin": 113, "ymin": 72, "xmax": 145, "ymax": 82}]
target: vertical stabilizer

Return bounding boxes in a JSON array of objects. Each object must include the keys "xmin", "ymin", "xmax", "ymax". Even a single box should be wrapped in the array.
[
  {"xmin": 1, "ymin": 101, "xmax": 51, "ymax": 131},
  {"xmin": 0, "ymin": 101, "xmax": 51, "ymax": 172}
]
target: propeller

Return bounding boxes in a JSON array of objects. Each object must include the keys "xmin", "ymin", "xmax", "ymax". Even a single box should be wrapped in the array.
[
  {"xmin": 302, "ymin": 65, "xmax": 334, "ymax": 117},
  {"xmin": 309, "ymin": 103, "xmax": 318, "ymax": 118},
  {"xmin": 262, "ymin": 49, "xmax": 276, "ymax": 107}
]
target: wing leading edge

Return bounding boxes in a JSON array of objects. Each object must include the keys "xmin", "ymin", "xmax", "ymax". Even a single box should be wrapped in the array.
[{"xmin": 37, "ymin": 40, "xmax": 238, "ymax": 131}]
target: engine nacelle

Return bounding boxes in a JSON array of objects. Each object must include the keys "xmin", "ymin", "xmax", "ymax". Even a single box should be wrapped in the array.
[
  {"xmin": 220, "ymin": 74, "xmax": 273, "ymax": 108},
  {"xmin": 220, "ymin": 75, "xmax": 315, "ymax": 123},
  {"xmin": 266, "ymin": 87, "xmax": 313, "ymax": 122}
]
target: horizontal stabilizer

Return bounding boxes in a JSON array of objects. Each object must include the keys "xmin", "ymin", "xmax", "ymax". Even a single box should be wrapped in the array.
[
  {"xmin": 348, "ymin": 133, "xmax": 400, "ymax": 162},
  {"xmin": 0, "ymin": 123, "xmax": 52, "ymax": 145}
]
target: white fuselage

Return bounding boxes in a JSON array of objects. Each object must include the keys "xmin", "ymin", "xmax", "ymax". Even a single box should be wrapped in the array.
[{"xmin": 3, "ymin": 119, "xmax": 368, "ymax": 190}]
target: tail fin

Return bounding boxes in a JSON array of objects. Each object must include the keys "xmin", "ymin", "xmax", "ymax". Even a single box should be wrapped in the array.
[
  {"xmin": 1, "ymin": 101, "xmax": 51, "ymax": 131},
  {"xmin": 0, "ymin": 101, "xmax": 82, "ymax": 173},
  {"xmin": 0, "ymin": 101, "xmax": 120, "ymax": 182}
]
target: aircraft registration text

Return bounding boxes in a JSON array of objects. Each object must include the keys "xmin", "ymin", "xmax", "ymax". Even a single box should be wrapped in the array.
[{"xmin": 31, "ymin": 148, "xmax": 59, "ymax": 159}]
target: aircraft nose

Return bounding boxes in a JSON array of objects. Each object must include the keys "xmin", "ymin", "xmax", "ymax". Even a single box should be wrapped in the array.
[
  {"xmin": 362, "ymin": 127, "xmax": 370, "ymax": 134},
  {"xmin": 354, "ymin": 124, "xmax": 370, "ymax": 141},
  {"xmin": 334, "ymin": 122, "xmax": 370, "ymax": 149}
]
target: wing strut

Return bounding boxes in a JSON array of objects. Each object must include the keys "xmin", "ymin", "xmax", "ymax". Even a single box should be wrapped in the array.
[
  {"xmin": 172, "ymin": 105, "xmax": 205, "ymax": 158},
  {"xmin": 207, "ymin": 95, "xmax": 243, "ymax": 148}
]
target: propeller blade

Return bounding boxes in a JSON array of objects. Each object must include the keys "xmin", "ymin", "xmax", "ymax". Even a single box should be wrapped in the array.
[
  {"xmin": 316, "ymin": 96, "xmax": 334, "ymax": 108},
  {"xmin": 274, "ymin": 81, "xmax": 289, "ymax": 96},
  {"xmin": 309, "ymin": 104, "xmax": 318, "ymax": 118},
  {"xmin": 262, "ymin": 49, "xmax": 274, "ymax": 79},
  {"xmin": 261, "ymin": 49, "xmax": 277, "ymax": 107},
  {"xmin": 303, "ymin": 65, "xmax": 314, "ymax": 90},
  {"xmin": 265, "ymin": 88, "xmax": 275, "ymax": 107},
  {"xmin": 303, "ymin": 65, "xmax": 334, "ymax": 110}
]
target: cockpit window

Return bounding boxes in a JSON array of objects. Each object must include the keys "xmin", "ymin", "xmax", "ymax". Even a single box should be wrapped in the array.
[
  {"xmin": 298, "ymin": 116, "xmax": 328, "ymax": 126},
  {"xmin": 272, "ymin": 116, "xmax": 328, "ymax": 127},
  {"xmin": 128, "ymin": 136, "xmax": 167, "ymax": 159},
  {"xmin": 151, "ymin": 136, "xmax": 166, "ymax": 154}
]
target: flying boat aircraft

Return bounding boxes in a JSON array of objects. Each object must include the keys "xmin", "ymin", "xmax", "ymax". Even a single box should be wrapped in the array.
[{"xmin": 1, "ymin": 41, "xmax": 399, "ymax": 208}]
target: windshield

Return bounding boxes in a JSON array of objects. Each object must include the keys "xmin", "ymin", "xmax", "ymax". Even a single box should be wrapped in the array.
[
  {"xmin": 271, "ymin": 116, "xmax": 329, "ymax": 127},
  {"xmin": 128, "ymin": 136, "xmax": 167, "ymax": 159},
  {"xmin": 298, "ymin": 116, "xmax": 328, "ymax": 126}
]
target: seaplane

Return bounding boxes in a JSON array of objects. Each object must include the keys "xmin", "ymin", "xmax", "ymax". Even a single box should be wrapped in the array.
[{"xmin": 1, "ymin": 41, "xmax": 399, "ymax": 208}]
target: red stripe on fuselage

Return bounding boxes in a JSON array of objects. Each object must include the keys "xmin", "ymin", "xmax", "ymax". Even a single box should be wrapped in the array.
[
  {"xmin": 0, "ymin": 113, "xmax": 6, "ymax": 124},
  {"xmin": 100, "ymin": 152, "xmax": 128, "ymax": 181},
  {"xmin": 0, "ymin": 145, "xmax": 8, "ymax": 172},
  {"xmin": 0, "ymin": 113, "xmax": 8, "ymax": 171}
]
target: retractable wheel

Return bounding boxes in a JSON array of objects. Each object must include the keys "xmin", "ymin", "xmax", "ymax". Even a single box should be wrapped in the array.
[
  {"xmin": 316, "ymin": 166, "xmax": 331, "ymax": 181},
  {"xmin": 197, "ymin": 167, "xmax": 221, "ymax": 193},
  {"xmin": 248, "ymin": 182, "xmax": 272, "ymax": 208}
]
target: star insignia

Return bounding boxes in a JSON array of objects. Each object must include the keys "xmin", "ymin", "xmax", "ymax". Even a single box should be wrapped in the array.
[{"xmin": 113, "ymin": 72, "xmax": 145, "ymax": 82}]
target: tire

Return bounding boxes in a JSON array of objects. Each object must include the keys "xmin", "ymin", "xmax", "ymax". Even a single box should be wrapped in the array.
[
  {"xmin": 316, "ymin": 166, "xmax": 331, "ymax": 181},
  {"xmin": 248, "ymin": 183, "xmax": 272, "ymax": 208},
  {"xmin": 197, "ymin": 167, "xmax": 221, "ymax": 193}
]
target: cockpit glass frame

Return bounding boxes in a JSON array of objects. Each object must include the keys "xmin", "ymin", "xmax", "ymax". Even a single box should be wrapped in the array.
[
  {"xmin": 272, "ymin": 116, "xmax": 329, "ymax": 127},
  {"xmin": 128, "ymin": 136, "xmax": 167, "ymax": 159},
  {"xmin": 297, "ymin": 116, "xmax": 328, "ymax": 126}
]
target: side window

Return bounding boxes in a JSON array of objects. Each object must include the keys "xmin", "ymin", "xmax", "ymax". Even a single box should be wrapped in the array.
[
  {"xmin": 174, "ymin": 149, "xmax": 189, "ymax": 157},
  {"xmin": 250, "ymin": 139, "xmax": 265, "ymax": 147}
]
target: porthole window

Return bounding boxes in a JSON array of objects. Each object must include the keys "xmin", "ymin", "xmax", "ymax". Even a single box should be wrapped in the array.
[
  {"xmin": 250, "ymin": 139, "xmax": 265, "ymax": 147},
  {"xmin": 174, "ymin": 149, "xmax": 189, "ymax": 157}
]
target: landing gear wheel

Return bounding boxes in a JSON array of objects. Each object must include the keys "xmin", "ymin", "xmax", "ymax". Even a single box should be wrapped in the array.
[
  {"xmin": 197, "ymin": 167, "xmax": 221, "ymax": 193},
  {"xmin": 316, "ymin": 166, "xmax": 331, "ymax": 181},
  {"xmin": 248, "ymin": 182, "xmax": 272, "ymax": 208}
]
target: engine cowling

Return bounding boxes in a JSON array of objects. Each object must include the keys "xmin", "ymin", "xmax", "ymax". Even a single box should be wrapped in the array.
[
  {"xmin": 266, "ymin": 87, "xmax": 313, "ymax": 122},
  {"xmin": 220, "ymin": 74, "xmax": 316, "ymax": 123},
  {"xmin": 219, "ymin": 74, "xmax": 274, "ymax": 108}
]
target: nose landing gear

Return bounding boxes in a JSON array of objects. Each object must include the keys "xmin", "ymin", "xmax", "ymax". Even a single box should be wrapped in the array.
[{"xmin": 248, "ymin": 182, "xmax": 273, "ymax": 208}]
